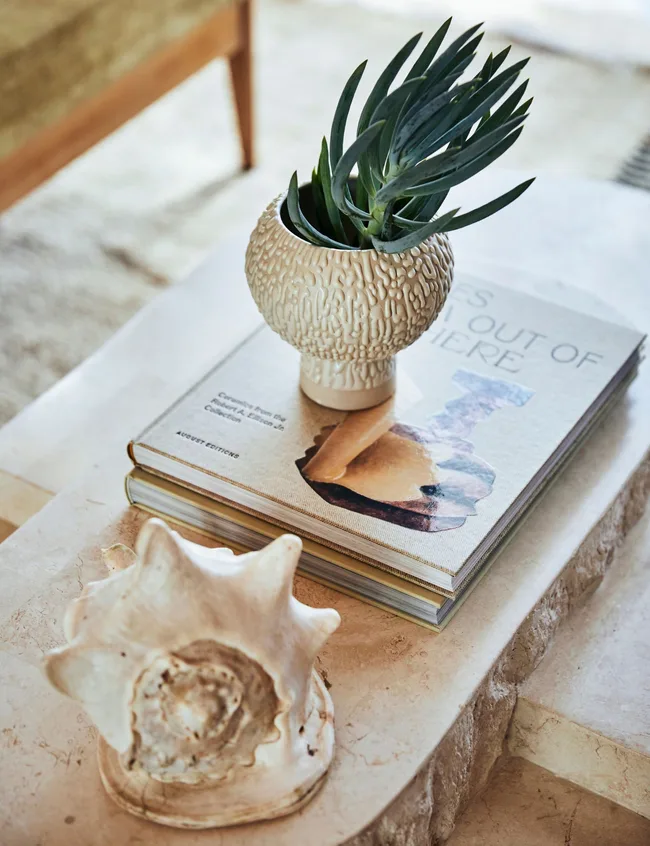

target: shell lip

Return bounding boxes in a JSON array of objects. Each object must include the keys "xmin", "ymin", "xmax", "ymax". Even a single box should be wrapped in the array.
[{"xmin": 96, "ymin": 668, "xmax": 336, "ymax": 829}]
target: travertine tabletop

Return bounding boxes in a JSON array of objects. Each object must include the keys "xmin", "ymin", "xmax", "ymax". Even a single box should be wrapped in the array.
[
  {"xmin": 1, "ymin": 172, "xmax": 649, "ymax": 845},
  {"xmin": 510, "ymin": 507, "xmax": 650, "ymax": 818}
]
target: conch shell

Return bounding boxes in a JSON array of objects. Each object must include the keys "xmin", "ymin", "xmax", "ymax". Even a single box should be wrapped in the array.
[{"xmin": 44, "ymin": 519, "xmax": 340, "ymax": 829}]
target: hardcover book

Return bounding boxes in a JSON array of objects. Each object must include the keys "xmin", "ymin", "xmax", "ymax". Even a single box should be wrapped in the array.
[{"xmin": 127, "ymin": 275, "xmax": 643, "ymax": 628}]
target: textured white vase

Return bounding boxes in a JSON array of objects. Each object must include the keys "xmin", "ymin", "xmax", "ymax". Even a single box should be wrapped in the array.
[{"xmin": 245, "ymin": 193, "xmax": 455, "ymax": 411}]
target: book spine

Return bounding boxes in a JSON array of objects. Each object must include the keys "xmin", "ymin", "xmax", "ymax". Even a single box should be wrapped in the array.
[{"xmin": 126, "ymin": 440, "xmax": 137, "ymax": 466}]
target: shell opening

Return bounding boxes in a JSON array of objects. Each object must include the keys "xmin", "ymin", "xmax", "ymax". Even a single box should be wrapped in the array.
[{"xmin": 128, "ymin": 640, "xmax": 280, "ymax": 784}]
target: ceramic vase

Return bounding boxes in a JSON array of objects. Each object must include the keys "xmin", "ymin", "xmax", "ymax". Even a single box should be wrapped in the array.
[{"xmin": 245, "ymin": 192, "xmax": 455, "ymax": 411}]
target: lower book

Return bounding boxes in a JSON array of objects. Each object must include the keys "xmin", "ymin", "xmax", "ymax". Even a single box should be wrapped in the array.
[{"xmin": 125, "ymin": 467, "xmax": 483, "ymax": 631}]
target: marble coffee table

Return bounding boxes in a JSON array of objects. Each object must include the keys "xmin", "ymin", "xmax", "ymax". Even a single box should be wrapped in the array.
[{"xmin": 0, "ymin": 172, "xmax": 649, "ymax": 845}]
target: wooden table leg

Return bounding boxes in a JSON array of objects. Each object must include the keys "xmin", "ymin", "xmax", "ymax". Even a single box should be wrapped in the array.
[
  {"xmin": 229, "ymin": 0, "xmax": 255, "ymax": 171},
  {"xmin": 0, "ymin": 3, "xmax": 249, "ymax": 211}
]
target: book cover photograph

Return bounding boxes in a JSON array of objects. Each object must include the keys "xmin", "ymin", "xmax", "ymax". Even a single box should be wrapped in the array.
[
  {"xmin": 128, "ymin": 275, "xmax": 643, "ymax": 604},
  {"xmin": 296, "ymin": 369, "xmax": 532, "ymax": 533}
]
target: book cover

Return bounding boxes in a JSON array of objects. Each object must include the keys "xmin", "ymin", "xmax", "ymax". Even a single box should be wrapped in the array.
[{"xmin": 129, "ymin": 276, "xmax": 643, "ymax": 591}]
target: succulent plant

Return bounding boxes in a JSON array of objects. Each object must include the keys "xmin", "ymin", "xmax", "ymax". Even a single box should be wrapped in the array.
[{"xmin": 285, "ymin": 19, "xmax": 535, "ymax": 253}]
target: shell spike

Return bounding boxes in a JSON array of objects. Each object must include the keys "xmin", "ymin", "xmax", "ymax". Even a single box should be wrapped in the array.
[
  {"xmin": 44, "ymin": 646, "xmax": 134, "ymax": 752},
  {"xmin": 300, "ymin": 606, "xmax": 341, "ymax": 658},
  {"xmin": 246, "ymin": 534, "xmax": 302, "ymax": 601},
  {"xmin": 133, "ymin": 518, "xmax": 197, "ymax": 592},
  {"xmin": 134, "ymin": 517, "xmax": 182, "ymax": 564}
]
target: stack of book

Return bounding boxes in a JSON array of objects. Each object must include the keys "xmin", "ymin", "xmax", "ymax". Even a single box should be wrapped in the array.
[{"xmin": 126, "ymin": 275, "xmax": 644, "ymax": 630}]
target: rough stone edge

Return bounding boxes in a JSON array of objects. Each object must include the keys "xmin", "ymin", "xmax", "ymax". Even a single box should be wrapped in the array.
[
  {"xmin": 348, "ymin": 450, "xmax": 650, "ymax": 846},
  {"xmin": 508, "ymin": 697, "xmax": 650, "ymax": 819}
]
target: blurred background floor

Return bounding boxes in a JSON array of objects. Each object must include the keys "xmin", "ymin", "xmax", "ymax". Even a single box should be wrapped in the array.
[
  {"xmin": 327, "ymin": 0, "xmax": 650, "ymax": 65},
  {"xmin": 1, "ymin": 0, "xmax": 650, "ymax": 425}
]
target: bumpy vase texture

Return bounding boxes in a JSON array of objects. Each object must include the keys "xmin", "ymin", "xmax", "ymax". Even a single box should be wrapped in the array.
[{"xmin": 246, "ymin": 194, "xmax": 455, "ymax": 410}]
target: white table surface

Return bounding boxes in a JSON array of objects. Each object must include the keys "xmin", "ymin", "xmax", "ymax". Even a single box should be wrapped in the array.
[{"xmin": 0, "ymin": 171, "xmax": 649, "ymax": 845}]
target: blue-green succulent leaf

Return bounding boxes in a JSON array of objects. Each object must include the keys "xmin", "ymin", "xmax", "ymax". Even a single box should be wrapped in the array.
[
  {"xmin": 376, "ymin": 145, "xmax": 462, "ymax": 202},
  {"xmin": 398, "ymin": 189, "xmax": 449, "ymax": 223},
  {"xmin": 357, "ymin": 33, "xmax": 422, "ymax": 134},
  {"xmin": 423, "ymin": 22, "xmax": 483, "ymax": 84},
  {"xmin": 318, "ymin": 138, "xmax": 348, "ymax": 242},
  {"xmin": 400, "ymin": 82, "xmax": 476, "ymax": 164},
  {"xmin": 404, "ymin": 61, "xmax": 527, "ymax": 163},
  {"xmin": 371, "ymin": 207, "xmax": 459, "ymax": 253},
  {"xmin": 441, "ymin": 178, "xmax": 535, "ymax": 231},
  {"xmin": 458, "ymin": 113, "xmax": 526, "ymax": 156},
  {"xmin": 310, "ymin": 168, "xmax": 329, "ymax": 233},
  {"xmin": 394, "ymin": 79, "xmax": 474, "ymax": 157},
  {"xmin": 332, "ymin": 121, "xmax": 385, "ymax": 213},
  {"xmin": 355, "ymin": 173, "xmax": 369, "ymax": 215},
  {"xmin": 330, "ymin": 60, "xmax": 367, "ymax": 169},
  {"xmin": 489, "ymin": 45, "xmax": 512, "ymax": 75},
  {"xmin": 357, "ymin": 153, "xmax": 379, "ymax": 196},
  {"xmin": 398, "ymin": 33, "xmax": 482, "ymax": 142},
  {"xmin": 511, "ymin": 96, "xmax": 533, "ymax": 119},
  {"xmin": 287, "ymin": 172, "xmax": 352, "ymax": 249},
  {"xmin": 390, "ymin": 213, "xmax": 429, "ymax": 231},
  {"xmin": 405, "ymin": 17, "xmax": 452, "ymax": 80},
  {"xmin": 400, "ymin": 126, "xmax": 524, "ymax": 197},
  {"xmin": 398, "ymin": 66, "xmax": 466, "ymax": 134},
  {"xmin": 367, "ymin": 77, "xmax": 424, "ymax": 176},
  {"xmin": 433, "ymin": 32, "xmax": 483, "ymax": 81},
  {"xmin": 482, "ymin": 79, "xmax": 528, "ymax": 125},
  {"xmin": 370, "ymin": 77, "xmax": 426, "ymax": 125}
]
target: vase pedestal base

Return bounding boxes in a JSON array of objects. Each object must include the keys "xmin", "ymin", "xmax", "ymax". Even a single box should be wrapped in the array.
[{"xmin": 299, "ymin": 356, "xmax": 396, "ymax": 411}]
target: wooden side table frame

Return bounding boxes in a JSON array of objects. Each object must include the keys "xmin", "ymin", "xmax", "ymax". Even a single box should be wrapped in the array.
[{"xmin": 0, "ymin": 0, "xmax": 254, "ymax": 212}]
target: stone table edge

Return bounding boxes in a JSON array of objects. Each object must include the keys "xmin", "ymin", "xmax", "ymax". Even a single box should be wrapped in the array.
[{"xmin": 350, "ymin": 454, "xmax": 650, "ymax": 845}]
